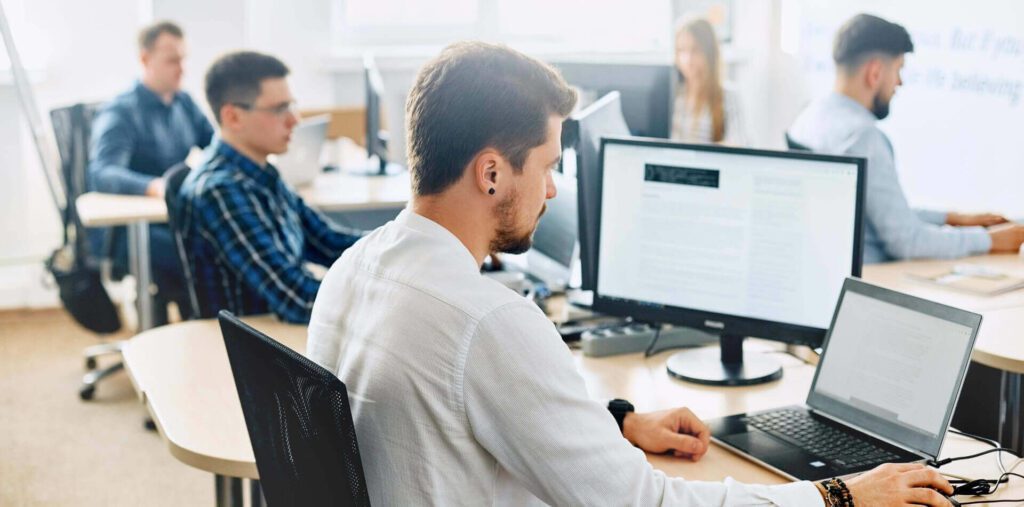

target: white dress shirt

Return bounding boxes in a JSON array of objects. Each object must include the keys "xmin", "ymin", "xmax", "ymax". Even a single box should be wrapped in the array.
[
  {"xmin": 307, "ymin": 209, "xmax": 823, "ymax": 506},
  {"xmin": 788, "ymin": 92, "xmax": 990, "ymax": 264}
]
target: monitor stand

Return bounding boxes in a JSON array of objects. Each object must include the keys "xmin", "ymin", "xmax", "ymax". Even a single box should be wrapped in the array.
[
  {"xmin": 665, "ymin": 333, "xmax": 782, "ymax": 386},
  {"xmin": 345, "ymin": 154, "xmax": 405, "ymax": 177}
]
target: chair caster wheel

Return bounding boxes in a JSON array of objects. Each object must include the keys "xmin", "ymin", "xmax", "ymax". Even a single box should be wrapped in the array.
[
  {"xmin": 79, "ymin": 386, "xmax": 95, "ymax": 401},
  {"xmin": 85, "ymin": 357, "xmax": 97, "ymax": 370},
  {"xmin": 144, "ymin": 418, "xmax": 157, "ymax": 431}
]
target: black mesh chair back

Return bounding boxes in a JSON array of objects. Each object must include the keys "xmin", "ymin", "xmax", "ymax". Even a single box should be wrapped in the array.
[
  {"xmin": 785, "ymin": 132, "xmax": 813, "ymax": 152},
  {"xmin": 162, "ymin": 163, "xmax": 201, "ymax": 320},
  {"xmin": 49, "ymin": 103, "xmax": 101, "ymax": 263},
  {"xmin": 219, "ymin": 311, "xmax": 371, "ymax": 507}
]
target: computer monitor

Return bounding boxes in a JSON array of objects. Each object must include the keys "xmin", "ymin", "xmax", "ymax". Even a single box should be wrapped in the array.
[
  {"xmin": 592, "ymin": 137, "xmax": 865, "ymax": 386},
  {"xmin": 552, "ymin": 61, "xmax": 673, "ymax": 138},
  {"xmin": 562, "ymin": 92, "xmax": 631, "ymax": 292},
  {"xmin": 526, "ymin": 170, "xmax": 578, "ymax": 291},
  {"xmin": 356, "ymin": 55, "xmax": 401, "ymax": 176}
]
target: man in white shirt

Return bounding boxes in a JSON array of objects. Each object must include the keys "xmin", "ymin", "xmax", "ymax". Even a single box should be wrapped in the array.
[{"xmin": 308, "ymin": 41, "xmax": 953, "ymax": 506}]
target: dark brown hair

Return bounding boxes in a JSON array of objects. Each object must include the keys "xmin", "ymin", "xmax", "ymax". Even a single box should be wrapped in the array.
[
  {"xmin": 405, "ymin": 41, "xmax": 577, "ymax": 196},
  {"xmin": 138, "ymin": 21, "xmax": 183, "ymax": 52},
  {"xmin": 834, "ymin": 14, "xmax": 914, "ymax": 71},
  {"xmin": 204, "ymin": 51, "xmax": 290, "ymax": 124}
]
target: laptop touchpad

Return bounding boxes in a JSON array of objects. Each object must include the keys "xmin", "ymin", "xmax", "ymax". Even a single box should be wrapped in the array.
[{"xmin": 721, "ymin": 431, "xmax": 801, "ymax": 457}]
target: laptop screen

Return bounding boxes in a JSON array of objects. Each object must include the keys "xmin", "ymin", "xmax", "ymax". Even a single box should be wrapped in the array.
[{"xmin": 806, "ymin": 278, "xmax": 981, "ymax": 458}]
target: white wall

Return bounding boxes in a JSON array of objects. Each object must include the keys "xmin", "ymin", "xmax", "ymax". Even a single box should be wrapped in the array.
[{"xmin": 0, "ymin": 0, "xmax": 148, "ymax": 308}]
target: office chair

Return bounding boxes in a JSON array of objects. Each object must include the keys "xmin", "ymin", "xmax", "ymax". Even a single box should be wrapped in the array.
[
  {"xmin": 219, "ymin": 311, "xmax": 372, "ymax": 507},
  {"xmin": 162, "ymin": 163, "xmax": 201, "ymax": 320},
  {"xmin": 784, "ymin": 132, "xmax": 812, "ymax": 152},
  {"xmin": 50, "ymin": 103, "xmax": 128, "ymax": 401}
]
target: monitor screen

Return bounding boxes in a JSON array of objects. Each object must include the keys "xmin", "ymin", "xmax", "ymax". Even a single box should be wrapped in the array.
[
  {"xmin": 531, "ymin": 170, "xmax": 577, "ymax": 270},
  {"xmin": 567, "ymin": 92, "xmax": 631, "ymax": 291},
  {"xmin": 593, "ymin": 138, "xmax": 864, "ymax": 345},
  {"xmin": 552, "ymin": 61, "xmax": 673, "ymax": 138},
  {"xmin": 364, "ymin": 55, "xmax": 387, "ymax": 164}
]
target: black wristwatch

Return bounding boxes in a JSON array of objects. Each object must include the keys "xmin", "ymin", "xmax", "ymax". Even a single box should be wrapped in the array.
[{"xmin": 607, "ymin": 398, "xmax": 635, "ymax": 433}]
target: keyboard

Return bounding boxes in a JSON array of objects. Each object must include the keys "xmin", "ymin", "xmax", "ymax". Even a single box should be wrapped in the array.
[{"xmin": 747, "ymin": 410, "xmax": 901, "ymax": 469}]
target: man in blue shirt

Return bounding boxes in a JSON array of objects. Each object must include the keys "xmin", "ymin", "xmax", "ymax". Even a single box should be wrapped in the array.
[
  {"xmin": 178, "ymin": 51, "xmax": 363, "ymax": 323},
  {"xmin": 88, "ymin": 21, "xmax": 214, "ymax": 322},
  {"xmin": 789, "ymin": 14, "xmax": 1024, "ymax": 263}
]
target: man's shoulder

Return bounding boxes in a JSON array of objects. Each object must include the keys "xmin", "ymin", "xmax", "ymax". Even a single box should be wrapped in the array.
[{"xmin": 186, "ymin": 157, "xmax": 251, "ymax": 200}]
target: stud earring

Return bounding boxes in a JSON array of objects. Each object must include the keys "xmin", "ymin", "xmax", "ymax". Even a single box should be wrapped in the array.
[{"xmin": 488, "ymin": 188, "xmax": 496, "ymax": 195}]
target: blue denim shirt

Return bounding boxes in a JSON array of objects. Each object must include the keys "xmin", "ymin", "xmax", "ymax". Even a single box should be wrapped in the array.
[
  {"xmin": 789, "ymin": 92, "xmax": 990, "ymax": 264},
  {"xmin": 178, "ymin": 139, "xmax": 363, "ymax": 323},
  {"xmin": 88, "ymin": 80, "xmax": 214, "ymax": 194}
]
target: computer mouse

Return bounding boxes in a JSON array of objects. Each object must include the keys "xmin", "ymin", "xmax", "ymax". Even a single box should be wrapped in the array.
[{"xmin": 934, "ymin": 489, "xmax": 959, "ymax": 506}]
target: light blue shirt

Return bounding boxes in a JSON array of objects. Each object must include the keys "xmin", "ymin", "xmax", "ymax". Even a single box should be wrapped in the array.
[{"xmin": 789, "ymin": 92, "xmax": 990, "ymax": 264}]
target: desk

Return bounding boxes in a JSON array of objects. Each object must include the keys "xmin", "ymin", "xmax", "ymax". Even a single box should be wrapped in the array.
[
  {"xmin": 863, "ymin": 253, "xmax": 1024, "ymax": 313},
  {"xmin": 123, "ymin": 315, "xmax": 1022, "ymax": 504},
  {"xmin": 75, "ymin": 172, "xmax": 411, "ymax": 330},
  {"xmin": 864, "ymin": 253, "xmax": 1024, "ymax": 451}
]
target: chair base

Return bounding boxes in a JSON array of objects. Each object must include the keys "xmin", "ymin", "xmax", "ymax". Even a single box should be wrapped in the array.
[{"xmin": 81, "ymin": 340, "xmax": 127, "ymax": 399}]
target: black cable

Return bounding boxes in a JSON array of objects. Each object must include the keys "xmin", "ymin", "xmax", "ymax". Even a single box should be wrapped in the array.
[
  {"xmin": 957, "ymin": 472, "xmax": 1024, "ymax": 504},
  {"xmin": 643, "ymin": 325, "xmax": 663, "ymax": 358},
  {"xmin": 949, "ymin": 428, "xmax": 1009, "ymax": 472},
  {"xmin": 930, "ymin": 447, "xmax": 1021, "ymax": 468}
]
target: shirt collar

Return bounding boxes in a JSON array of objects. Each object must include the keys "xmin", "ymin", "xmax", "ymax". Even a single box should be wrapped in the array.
[
  {"xmin": 394, "ymin": 208, "xmax": 481, "ymax": 274},
  {"xmin": 133, "ymin": 80, "xmax": 183, "ymax": 109},
  {"xmin": 827, "ymin": 91, "xmax": 878, "ymax": 124},
  {"xmin": 211, "ymin": 138, "xmax": 281, "ymax": 187}
]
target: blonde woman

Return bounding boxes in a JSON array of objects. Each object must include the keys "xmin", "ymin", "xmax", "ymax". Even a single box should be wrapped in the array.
[{"xmin": 672, "ymin": 18, "xmax": 747, "ymax": 145}]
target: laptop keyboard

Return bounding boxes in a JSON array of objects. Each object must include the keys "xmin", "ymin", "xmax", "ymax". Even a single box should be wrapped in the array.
[{"xmin": 747, "ymin": 410, "xmax": 902, "ymax": 469}]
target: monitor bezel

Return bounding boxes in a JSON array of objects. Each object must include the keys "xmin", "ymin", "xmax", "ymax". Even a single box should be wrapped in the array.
[{"xmin": 590, "ymin": 136, "xmax": 867, "ymax": 347}]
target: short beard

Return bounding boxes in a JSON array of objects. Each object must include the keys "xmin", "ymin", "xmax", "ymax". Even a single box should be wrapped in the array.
[
  {"xmin": 489, "ymin": 191, "xmax": 545, "ymax": 255},
  {"xmin": 871, "ymin": 93, "xmax": 891, "ymax": 120}
]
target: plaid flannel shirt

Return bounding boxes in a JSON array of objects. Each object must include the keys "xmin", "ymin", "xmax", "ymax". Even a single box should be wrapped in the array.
[{"xmin": 179, "ymin": 139, "xmax": 362, "ymax": 323}]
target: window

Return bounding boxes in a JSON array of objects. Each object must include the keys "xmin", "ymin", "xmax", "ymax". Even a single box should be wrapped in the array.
[{"xmin": 332, "ymin": 0, "xmax": 673, "ymax": 57}]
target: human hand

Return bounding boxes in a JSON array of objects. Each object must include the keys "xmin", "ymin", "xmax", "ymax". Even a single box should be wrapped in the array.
[
  {"xmin": 145, "ymin": 177, "xmax": 166, "ymax": 198},
  {"xmin": 839, "ymin": 463, "xmax": 953, "ymax": 506},
  {"xmin": 948, "ymin": 212, "xmax": 1008, "ymax": 227},
  {"xmin": 988, "ymin": 223, "xmax": 1024, "ymax": 253},
  {"xmin": 622, "ymin": 407, "xmax": 710, "ymax": 460}
]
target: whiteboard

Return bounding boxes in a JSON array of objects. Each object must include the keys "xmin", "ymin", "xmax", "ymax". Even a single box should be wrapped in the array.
[{"xmin": 788, "ymin": 0, "xmax": 1024, "ymax": 217}]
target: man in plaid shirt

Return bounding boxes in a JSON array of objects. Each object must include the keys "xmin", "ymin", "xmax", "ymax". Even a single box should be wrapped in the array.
[{"xmin": 178, "ymin": 51, "xmax": 364, "ymax": 323}]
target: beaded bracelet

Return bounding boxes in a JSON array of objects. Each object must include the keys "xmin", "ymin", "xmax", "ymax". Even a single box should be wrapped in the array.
[{"xmin": 819, "ymin": 477, "xmax": 855, "ymax": 507}]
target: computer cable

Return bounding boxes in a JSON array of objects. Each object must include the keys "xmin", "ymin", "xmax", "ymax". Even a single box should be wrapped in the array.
[
  {"xmin": 929, "ymin": 443, "xmax": 1024, "ymax": 502},
  {"xmin": 948, "ymin": 429, "xmax": 1009, "ymax": 474},
  {"xmin": 642, "ymin": 324, "xmax": 663, "ymax": 358}
]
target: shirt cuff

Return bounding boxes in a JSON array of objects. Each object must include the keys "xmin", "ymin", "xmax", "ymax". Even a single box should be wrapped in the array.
[
  {"xmin": 915, "ymin": 209, "xmax": 948, "ymax": 225},
  {"xmin": 123, "ymin": 173, "xmax": 158, "ymax": 196},
  {"xmin": 963, "ymin": 226, "xmax": 993, "ymax": 255}
]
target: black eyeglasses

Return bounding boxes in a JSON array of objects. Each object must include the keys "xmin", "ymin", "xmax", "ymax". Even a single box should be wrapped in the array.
[{"xmin": 231, "ymin": 101, "xmax": 298, "ymax": 118}]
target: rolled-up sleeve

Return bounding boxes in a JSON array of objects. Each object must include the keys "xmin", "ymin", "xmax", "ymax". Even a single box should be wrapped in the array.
[{"xmin": 853, "ymin": 128, "xmax": 991, "ymax": 261}]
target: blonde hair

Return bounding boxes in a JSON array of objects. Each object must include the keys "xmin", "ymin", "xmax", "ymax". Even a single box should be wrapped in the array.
[{"xmin": 675, "ymin": 18, "xmax": 725, "ymax": 142}]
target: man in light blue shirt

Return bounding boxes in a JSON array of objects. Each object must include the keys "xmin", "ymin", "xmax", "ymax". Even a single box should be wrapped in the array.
[{"xmin": 789, "ymin": 14, "xmax": 1024, "ymax": 264}]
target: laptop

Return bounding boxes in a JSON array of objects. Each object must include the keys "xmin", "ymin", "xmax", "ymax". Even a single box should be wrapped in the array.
[
  {"xmin": 273, "ymin": 114, "xmax": 330, "ymax": 187},
  {"xmin": 708, "ymin": 277, "xmax": 982, "ymax": 481}
]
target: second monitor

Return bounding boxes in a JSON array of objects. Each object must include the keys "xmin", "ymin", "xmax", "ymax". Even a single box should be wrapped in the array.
[{"xmin": 592, "ymin": 137, "xmax": 866, "ymax": 385}]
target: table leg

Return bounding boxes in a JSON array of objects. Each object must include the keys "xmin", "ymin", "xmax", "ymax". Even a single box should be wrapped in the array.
[
  {"xmin": 127, "ymin": 221, "xmax": 154, "ymax": 331},
  {"xmin": 250, "ymin": 479, "xmax": 264, "ymax": 507},
  {"xmin": 215, "ymin": 475, "xmax": 243, "ymax": 507},
  {"xmin": 999, "ymin": 370, "xmax": 1023, "ymax": 453}
]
